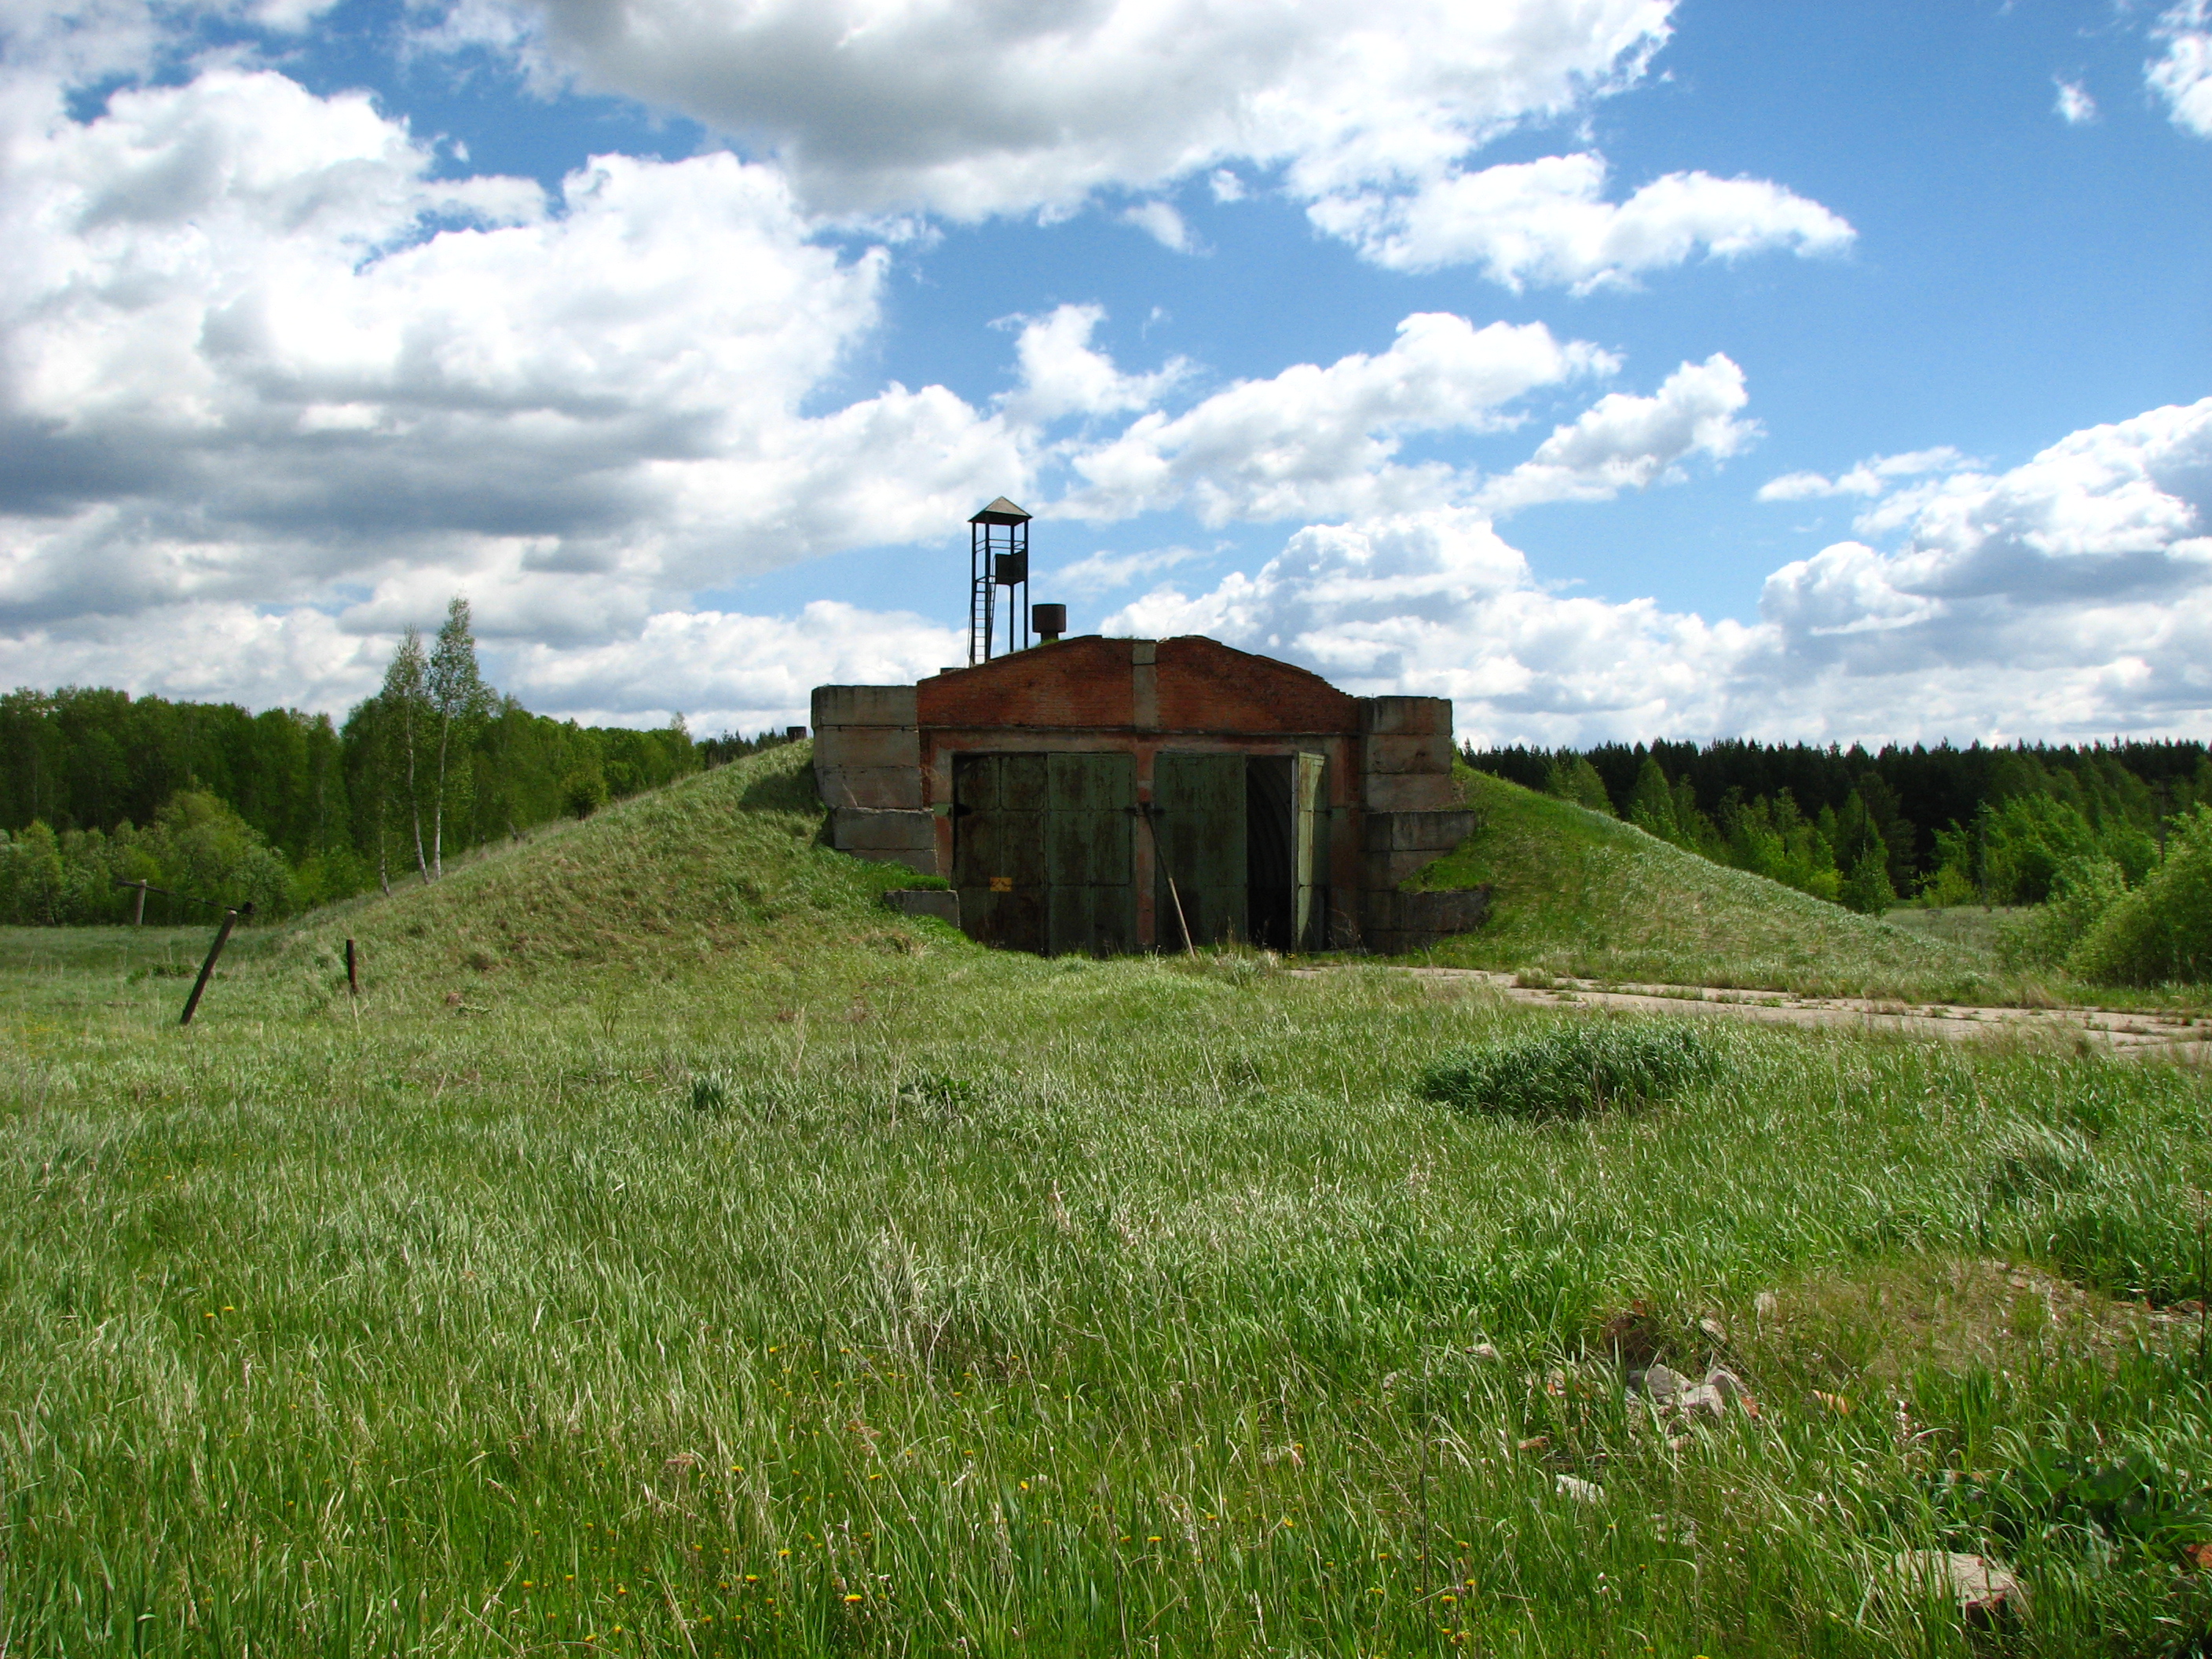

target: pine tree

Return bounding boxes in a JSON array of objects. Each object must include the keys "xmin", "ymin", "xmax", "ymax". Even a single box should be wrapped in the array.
[{"xmin": 426, "ymin": 598, "xmax": 494, "ymax": 881}]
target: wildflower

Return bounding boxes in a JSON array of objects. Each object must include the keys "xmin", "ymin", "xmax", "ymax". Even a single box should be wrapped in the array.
[{"xmin": 844, "ymin": 1594, "xmax": 863, "ymax": 1603}]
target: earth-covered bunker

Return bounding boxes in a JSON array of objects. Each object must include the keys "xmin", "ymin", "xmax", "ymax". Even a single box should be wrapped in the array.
[{"xmin": 811, "ymin": 635, "xmax": 1487, "ymax": 954}]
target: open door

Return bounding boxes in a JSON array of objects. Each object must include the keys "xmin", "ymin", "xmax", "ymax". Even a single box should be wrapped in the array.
[
  {"xmin": 1155, "ymin": 752, "xmax": 1247, "ymax": 947},
  {"xmin": 1293, "ymin": 751, "xmax": 1327, "ymax": 950}
]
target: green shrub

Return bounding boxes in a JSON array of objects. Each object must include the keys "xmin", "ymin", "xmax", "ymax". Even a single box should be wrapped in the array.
[
  {"xmin": 1416, "ymin": 1019, "xmax": 1730, "ymax": 1120},
  {"xmin": 561, "ymin": 762, "xmax": 610, "ymax": 819},
  {"xmin": 1997, "ymin": 854, "xmax": 2130, "ymax": 969},
  {"xmin": 2065, "ymin": 805, "xmax": 2212, "ymax": 985}
]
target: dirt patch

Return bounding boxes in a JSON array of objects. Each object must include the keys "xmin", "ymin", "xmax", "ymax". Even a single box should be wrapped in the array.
[
  {"xmin": 1734, "ymin": 1257, "xmax": 2166, "ymax": 1393},
  {"xmin": 1318, "ymin": 965, "xmax": 2211, "ymax": 1059}
]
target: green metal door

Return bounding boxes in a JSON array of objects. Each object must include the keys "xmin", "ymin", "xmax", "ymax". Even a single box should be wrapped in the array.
[
  {"xmin": 1046, "ymin": 753, "xmax": 1137, "ymax": 955},
  {"xmin": 954, "ymin": 753, "xmax": 1134, "ymax": 955},
  {"xmin": 953, "ymin": 754, "xmax": 1046, "ymax": 953},
  {"xmin": 1154, "ymin": 752, "xmax": 1246, "ymax": 947}
]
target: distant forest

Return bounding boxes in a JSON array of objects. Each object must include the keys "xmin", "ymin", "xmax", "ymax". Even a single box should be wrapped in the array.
[
  {"xmin": 0, "ymin": 617, "xmax": 800, "ymax": 925},
  {"xmin": 1465, "ymin": 738, "xmax": 2212, "ymax": 914}
]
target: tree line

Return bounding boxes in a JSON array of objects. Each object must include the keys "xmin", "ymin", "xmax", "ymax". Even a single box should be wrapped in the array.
[{"xmin": 0, "ymin": 599, "xmax": 786, "ymax": 925}]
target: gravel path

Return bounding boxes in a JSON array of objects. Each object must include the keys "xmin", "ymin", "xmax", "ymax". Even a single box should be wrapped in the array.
[{"xmin": 1313, "ymin": 966, "xmax": 2212, "ymax": 1059}]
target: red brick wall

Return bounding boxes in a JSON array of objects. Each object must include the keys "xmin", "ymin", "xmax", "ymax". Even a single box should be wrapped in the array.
[
  {"xmin": 1154, "ymin": 637, "xmax": 1359, "ymax": 734},
  {"xmin": 917, "ymin": 636, "xmax": 1136, "ymax": 730},
  {"xmin": 917, "ymin": 635, "xmax": 1360, "ymax": 737}
]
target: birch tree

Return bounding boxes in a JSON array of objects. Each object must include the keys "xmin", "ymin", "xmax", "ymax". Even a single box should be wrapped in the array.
[
  {"xmin": 427, "ymin": 596, "xmax": 494, "ymax": 880},
  {"xmin": 379, "ymin": 627, "xmax": 431, "ymax": 884}
]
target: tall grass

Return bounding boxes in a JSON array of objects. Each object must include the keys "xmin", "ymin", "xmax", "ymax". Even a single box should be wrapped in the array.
[
  {"xmin": 2, "ymin": 746, "xmax": 2209, "ymax": 1654},
  {"xmin": 1416, "ymin": 1019, "xmax": 1731, "ymax": 1119}
]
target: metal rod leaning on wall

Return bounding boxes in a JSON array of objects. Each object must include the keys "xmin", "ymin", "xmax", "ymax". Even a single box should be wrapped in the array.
[
  {"xmin": 1135, "ymin": 804, "xmax": 1196, "ymax": 957},
  {"xmin": 179, "ymin": 903, "xmax": 253, "ymax": 1027}
]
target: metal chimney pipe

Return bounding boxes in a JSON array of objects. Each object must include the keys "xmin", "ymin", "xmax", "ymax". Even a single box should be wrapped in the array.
[{"xmin": 1032, "ymin": 602, "xmax": 1067, "ymax": 644}]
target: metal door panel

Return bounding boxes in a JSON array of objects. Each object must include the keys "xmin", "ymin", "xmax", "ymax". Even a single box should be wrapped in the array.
[
  {"xmin": 954, "ymin": 750, "xmax": 1133, "ymax": 955},
  {"xmin": 1155, "ymin": 752, "xmax": 1247, "ymax": 947}
]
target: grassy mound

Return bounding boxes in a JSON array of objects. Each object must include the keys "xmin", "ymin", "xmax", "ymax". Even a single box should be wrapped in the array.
[
  {"xmin": 1405, "ymin": 767, "xmax": 1998, "ymax": 998},
  {"xmin": 273, "ymin": 741, "xmax": 947, "ymax": 1008}
]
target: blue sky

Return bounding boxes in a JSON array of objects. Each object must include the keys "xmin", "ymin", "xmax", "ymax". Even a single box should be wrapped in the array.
[{"xmin": 2, "ymin": 0, "xmax": 2208, "ymax": 743}]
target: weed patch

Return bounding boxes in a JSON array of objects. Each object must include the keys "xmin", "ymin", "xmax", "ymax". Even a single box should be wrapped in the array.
[
  {"xmin": 1985, "ymin": 1122, "xmax": 2099, "ymax": 1205},
  {"xmin": 1416, "ymin": 1016, "xmax": 1731, "ymax": 1119}
]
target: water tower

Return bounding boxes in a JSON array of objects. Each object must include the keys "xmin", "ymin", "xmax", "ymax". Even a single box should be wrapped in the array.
[{"xmin": 969, "ymin": 497, "xmax": 1031, "ymax": 665}]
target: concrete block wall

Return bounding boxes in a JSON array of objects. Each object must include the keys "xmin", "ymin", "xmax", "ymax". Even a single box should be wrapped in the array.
[
  {"xmin": 1355, "ymin": 694, "xmax": 1479, "ymax": 949},
  {"xmin": 1364, "ymin": 886, "xmax": 1494, "ymax": 954},
  {"xmin": 811, "ymin": 685, "xmax": 936, "ymax": 876}
]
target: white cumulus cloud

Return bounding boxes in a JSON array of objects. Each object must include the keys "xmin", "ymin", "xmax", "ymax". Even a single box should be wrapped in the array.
[
  {"xmin": 1121, "ymin": 200, "xmax": 1195, "ymax": 252},
  {"xmin": 2053, "ymin": 79, "xmax": 2098, "ymax": 125},
  {"xmin": 1755, "ymin": 447, "xmax": 1969, "ymax": 502},
  {"xmin": 1060, "ymin": 313, "xmax": 1615, "ymax": 526},
  {"xmin": 996, "ymin": 305, "xmax": 1189, "ymax": 428},
  {"xmin": 0, "ymin": 65, "xmax": 1027, "ymax": 652},
  {"xmin": 497, "ymin": 600, "xmax": 965, "ymax": 731},
  {"xmin": 1478, "ymin": 353, "xmax": 1756, "ymax": 514},
  {"xmin": 1101, "ymin": 397, "xmax": 2212, "ymax": 745},
  {"xmin": 2149, "ymin": 1, "xmax": 2212, "ymax": 137},
  {"xmin": 410, "ymin": 0, "xmax": 1847, "ymax": 286},
  {"xmin": 423, "ymin": 0, "xmax": 1679, "ymax": 221},
  {"xmin": 1306, "ymin": 152, "xmax": 1854, "ymax": 289}
]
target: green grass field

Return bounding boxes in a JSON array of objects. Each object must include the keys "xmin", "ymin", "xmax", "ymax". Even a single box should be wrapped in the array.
[{"xmin": 4, "ymin": 744, "xmax": 2210, "ymax": 1655}]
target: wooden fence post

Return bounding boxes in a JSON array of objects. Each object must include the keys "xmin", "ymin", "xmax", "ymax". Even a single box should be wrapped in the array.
[
  {"xmin": 179, "ymin": 903, "xmax": 254, "ymax": 1027},
  {"xmin": 345, "ymin": 938, "xmax": 358, "ymax": 997}
]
